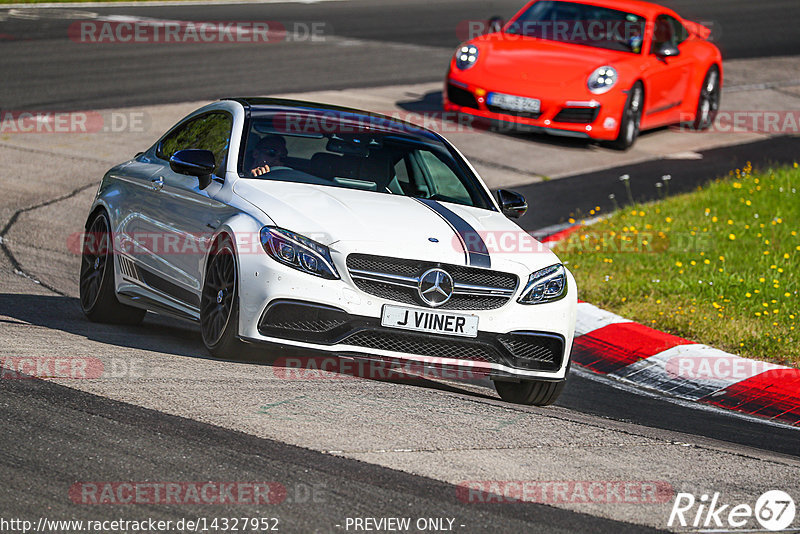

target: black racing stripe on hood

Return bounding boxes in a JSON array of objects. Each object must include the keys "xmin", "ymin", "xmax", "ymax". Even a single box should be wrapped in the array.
[{"xmin": 414, "ymin": 198, "xmax": 491, "ymax": 269}]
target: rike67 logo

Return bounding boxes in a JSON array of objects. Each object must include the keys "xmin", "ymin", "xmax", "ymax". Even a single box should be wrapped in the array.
[{"xmin": 669, "ymin": 490, "xmax": 796, "ymax": 531}]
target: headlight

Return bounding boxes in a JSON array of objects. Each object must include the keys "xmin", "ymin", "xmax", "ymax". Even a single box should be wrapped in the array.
[
  {"xmin": 518, "ymin": 264, "xmax": 567, "ymax": 304},
  {"xmin": 455, "ymin": 45, "xmax": 479, "ymax": 70},
  {"xmin": 260, "ymin": 227, "xmax": 339, "ymax": 280},
  {"xmin": 587, "ymin": 66, "xmax": 617, "ymax": 94}
]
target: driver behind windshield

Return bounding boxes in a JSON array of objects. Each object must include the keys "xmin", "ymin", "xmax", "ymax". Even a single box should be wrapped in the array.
[{"xmin": 249, "ymin": 135, "xmax": 289, "ymax": 177}]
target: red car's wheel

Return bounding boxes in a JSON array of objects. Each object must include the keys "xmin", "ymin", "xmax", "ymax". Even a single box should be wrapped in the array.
[
  {"xmin": 608, "ymin": 82, "xmax": 643, "ymax": 151},
  {"xmin": 692, "ymin": 65, "xmax": 721, "ymax": 131}
]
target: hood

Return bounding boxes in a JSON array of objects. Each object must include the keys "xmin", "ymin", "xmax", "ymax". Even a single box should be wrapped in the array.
[
  {"xmin": 471, "ymin": 34, "xmax": 632, "ymax": 87},
  {"xmin": 233, "ymin": 179, "xmax": 560, "ymax": 272}
]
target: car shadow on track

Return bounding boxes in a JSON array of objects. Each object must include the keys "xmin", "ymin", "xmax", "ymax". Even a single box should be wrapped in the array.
[
  {"xmin": 395, "ymin": 90, "xmax": 667, "ymax": 149},
  {"xmin": 0, "ymin": 293, "xmax": 499, "ymax": 401}
]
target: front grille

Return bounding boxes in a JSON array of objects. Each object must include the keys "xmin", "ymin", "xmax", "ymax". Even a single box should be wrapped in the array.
[
  {"xmin": 339, "ymin": 329, "xmax": 563, "ymax": 371},
  {"xmin": 486, "ymin": 105, "xmax": 542, "ymax": 120},
  {"xmin": 447, "ymin": 84, "xmax": 479, "ymax": 109},
  {"xmin": 342, "ymin": 331, "xmax": 497, "ymax": 363},
  {"xmin": 346, "ymin": 254, "xmax": 518, "ymax": 310},
  {"xmin": 552, "ymin": 107, "xmax": 600, "ymax": 124},
  {"xmin": 257, "ymin": 301, "xmax": 564, "ymax": 372}
]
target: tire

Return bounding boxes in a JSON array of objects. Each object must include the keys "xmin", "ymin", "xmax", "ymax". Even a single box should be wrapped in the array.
[
  {"xmin": 79, "ymin": 211, "xmax": 146, "ymax": 325},
  {"xmin": 691, "ymin": 65, "xmax": 721, "ymax": 131},
  {"xmin": 608, "ymin": 82, "xmax": 643, "ymax": 151},
  {"xmin": 200, "ymin": 235, "xmax": 246, "ymax": 359},
  {"xmin": 494, "ymin": 378, "xmax": 566, "ymax": 406}
]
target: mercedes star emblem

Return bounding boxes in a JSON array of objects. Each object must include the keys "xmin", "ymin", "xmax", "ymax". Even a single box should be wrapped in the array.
[{"xmin": 418, "ymin": 268, "xmax": 454, "ymax": 307}]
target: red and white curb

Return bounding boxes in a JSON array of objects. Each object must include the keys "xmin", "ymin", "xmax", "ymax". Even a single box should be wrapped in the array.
[{"xmin": 539, "ymin": 224, "xmax": 800, "ymax": 427}]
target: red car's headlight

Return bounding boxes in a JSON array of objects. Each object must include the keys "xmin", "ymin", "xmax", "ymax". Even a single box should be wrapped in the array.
[
  {"xmin": 588, "ymin": 66, "xmax": 618, "ymax": 94},
  {"xmin": 455, "ymin": 45, "xmax": 479, "ymax": 70}
]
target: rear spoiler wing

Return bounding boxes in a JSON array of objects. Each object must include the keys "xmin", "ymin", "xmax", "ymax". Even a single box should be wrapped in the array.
[{"xmin": 683, "ymin": 19, "xmax": 712, "ymax": 40}]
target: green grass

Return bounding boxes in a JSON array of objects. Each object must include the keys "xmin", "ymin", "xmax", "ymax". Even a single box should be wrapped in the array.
[{"xmin": 555, "ymin": 162, "xmax": 799, "ymax": 367}]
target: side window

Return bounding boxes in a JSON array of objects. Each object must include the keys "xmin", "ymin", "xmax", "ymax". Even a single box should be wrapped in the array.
[
  {"xmin": 670, "ymin": 17, "xmax": 688, "ymax": 45},
  {"xmin": 418, "ymin": 150, "xmax": 472, "ymax": 205},
  {"xmin": 651, "ymin": 15, "xmax": 686, "ymax": 53},
  {"xmin": 157, "ymin": 112, "xmax": 233, "ymax": 177}
]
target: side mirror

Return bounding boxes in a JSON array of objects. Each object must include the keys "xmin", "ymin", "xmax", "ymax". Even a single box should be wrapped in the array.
[
  {"xmin": 170, "ymin": 149, "xmax": 216, "ymax": 190},
  {"xmin": 497, "ymin": 189, "xmax": 527, "ymax": 219},
  {"xmin": 655, "ymin": 42, "xmax": 680, "ymax": 58},
  {"xmin": 487, "ymin": 16, "xmax": 504, "ymax": 34}
]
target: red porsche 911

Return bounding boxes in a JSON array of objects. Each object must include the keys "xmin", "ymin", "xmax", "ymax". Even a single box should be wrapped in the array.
[{"xmin": 444, "ymin": 0, "xmax": 723, "ymax": 149}]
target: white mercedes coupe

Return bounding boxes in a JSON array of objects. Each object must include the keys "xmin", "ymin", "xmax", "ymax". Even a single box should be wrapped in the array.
[{"xmin": 79, "ymin": 98, "xmax": 577, "ymax": 405}]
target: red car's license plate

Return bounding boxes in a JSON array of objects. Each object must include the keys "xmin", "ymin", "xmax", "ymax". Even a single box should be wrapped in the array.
[{"xmin": 488, "ymin": 92, "xmax": 541, "ymax": 113}]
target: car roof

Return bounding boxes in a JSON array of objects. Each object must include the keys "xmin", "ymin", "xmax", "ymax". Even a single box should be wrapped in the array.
[
  {"xmin": 222, "ymin": 97, "xmax": 442, "ymax": 141},
  {"xmin": 518, "ymin": 0, "xmax": 676, "ymax": 18}
]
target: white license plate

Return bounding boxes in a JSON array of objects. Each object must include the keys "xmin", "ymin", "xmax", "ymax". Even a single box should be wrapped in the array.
[
  {"xmin": 381, "ymin": 305, "xmax": 478, "ymax": 338},
  {"xmin": 488, "ymin": 92, "xmax": 541, "ymax": 113}
]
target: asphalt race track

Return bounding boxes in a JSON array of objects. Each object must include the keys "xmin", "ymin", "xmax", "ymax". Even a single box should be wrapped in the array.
[
  {"xmin": 1, "ymin": 0, "xmax": 799, "ymax": 110},
  {"xmin": 1, "ymin": 0, "xmax": 799, "ymax": 532}
]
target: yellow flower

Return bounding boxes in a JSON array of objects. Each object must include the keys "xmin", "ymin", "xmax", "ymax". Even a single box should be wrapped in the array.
[
  {"xmin": 785, "ymin": 292, "xmax": 792, "ymax": 297},
  {"xmin": 745, "ymin": 292, "xmax": 752, "ymax": 298},
  {"xmin": 675, "ymin": 261, "xmax": 683, "ymax": 267},
  {"xmin": 728, "ymin": 233, "xmax": 736, "ymax": 240},
  {"xmin": 733, "ymin": 182, "xmax": 742, "ymax": 188},
  {"xmin": 665, "ymin": 217, "xmax": 673, "ymax": 223},
  {"xmin": 785, "ymin": 253, "xmax": 790, "ymax": 259},
  {"xmin": 711, "ymin": 216, "xmax": 718, "ymax": 223},
  {"xmin": 704, "ymin": 259, "xmax": 710, "ymax": 264}
]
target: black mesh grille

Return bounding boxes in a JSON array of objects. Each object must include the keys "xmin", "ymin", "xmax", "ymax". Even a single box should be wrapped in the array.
[
  {"xmin": 352, "ymin": 279, "xmax": 510, "ymax": 311},
  {"xmin": 341, "ymin": 331, "xmax": 498, "ymax": 363},
  {"xmin": 447, "ymin": 84, "xmax": 479, "ymax": 109},
  {"xmin": 348, "ymin": 254, "xmax": 419, "ymax": 276},
  {"xmin": 552, "ymin": 107, "xmax": 600, "ymax": 124},
  {"xmin": 260, "ymin": 301, "xmax": 351, "ymax": 342},
  {"xmin": 339, "ymin": 330, "xmax": 563, "ymax": 371},
  {"xmin": 346, "ymin": 254, "xmax": 518, "ymax": 310},
  {"xmin": 258, "ymin": 300, "xmax": 564, "ymax": 372},
  {"xmin": 486, "ymin": 105, "xmax": 542, "ymax": 120},
  {"xmin": 496, "ymin": 333, "xmax": 560, "ymax": 364}
]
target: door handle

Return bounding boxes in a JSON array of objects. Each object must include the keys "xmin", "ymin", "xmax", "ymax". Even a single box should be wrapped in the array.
[{"xmin": 151, "ymin": 177, "xmax": 164, "ymax": 191}]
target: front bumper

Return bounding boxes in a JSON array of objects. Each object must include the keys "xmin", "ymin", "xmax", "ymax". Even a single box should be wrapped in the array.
[
  {"xmin": 443, "ymin": 74, "xmax": 627, "ymax": 141},
  {"xmin": 236, "ymin": 248, "xmax": 577, "ymax": 381}
]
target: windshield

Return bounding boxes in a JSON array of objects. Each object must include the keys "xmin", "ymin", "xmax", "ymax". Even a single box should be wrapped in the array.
[
  {"xmin": 239, "ymin": 113, "xmax": 496, "ymax": 211},
  {"xmin": 506, "ymin": 0, "xmax": 646, "ymax": 53}
]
